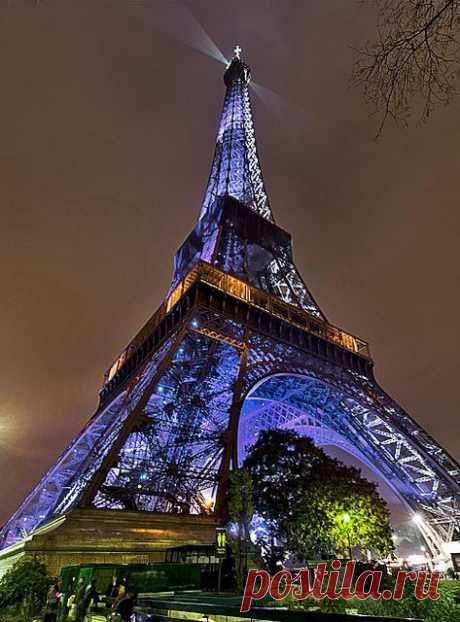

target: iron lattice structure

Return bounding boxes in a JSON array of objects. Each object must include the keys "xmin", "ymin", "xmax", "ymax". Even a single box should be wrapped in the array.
[{"xmin": 1, "ymin": 52, "xmax": 459, "ymax": 558}]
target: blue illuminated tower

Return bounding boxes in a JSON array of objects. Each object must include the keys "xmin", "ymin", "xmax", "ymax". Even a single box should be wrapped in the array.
[{"xmin": 1, "ymin": 49, "xmax": 459, "ymax": 563}]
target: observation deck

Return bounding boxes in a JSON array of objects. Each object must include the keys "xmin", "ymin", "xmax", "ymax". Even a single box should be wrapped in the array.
[{"xmin": 100, "ymin": 262, "xmax": 372, "ymax": 404}]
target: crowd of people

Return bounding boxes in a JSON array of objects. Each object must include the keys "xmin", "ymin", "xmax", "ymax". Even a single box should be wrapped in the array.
[{"xmin": 42, "ymin": 575, "xmax": 136, "ymax": 622}]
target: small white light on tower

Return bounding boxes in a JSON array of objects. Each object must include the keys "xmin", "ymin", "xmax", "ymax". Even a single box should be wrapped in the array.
[
  {"xmin": 412, "ymin": 513, "xmax": 423, "ymax": 525},
  {"xmin": 234, "ymin": 45, "xmax": 242, "ymax": 59}
]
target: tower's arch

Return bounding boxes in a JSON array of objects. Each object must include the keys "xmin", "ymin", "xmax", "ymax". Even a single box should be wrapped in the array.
[
  {"xmin": 237, "ymin": 370, "xmax": 458, "ymax": 557},
  {"xmin": 240, "ymin": 381, "xmax": 377, "ymax": 478}
]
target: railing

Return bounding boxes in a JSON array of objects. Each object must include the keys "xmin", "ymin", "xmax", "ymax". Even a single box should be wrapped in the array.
[
  {"xmin": 168, "ymin": 263, "xmax": 370, "ymax": 358},
  {"xmin": 104, "ymin": 262, "xmax": 370, "ymax": 386},
  {"xmin": 134, "ymin": 596, "xmax": 422, "ymax": 622}
]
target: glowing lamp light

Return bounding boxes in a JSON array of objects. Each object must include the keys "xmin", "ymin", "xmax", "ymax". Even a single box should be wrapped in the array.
[
  {"xmin": 192, "ymin": 319, "xmax": 199, "ymax": 328},
  {"xmin": 407, "ymin": 554, "xmax": 427, "ymax": 566},
  {"xmin": 203, "ymin": 497, "xmax": 214, "ymax": 511}
]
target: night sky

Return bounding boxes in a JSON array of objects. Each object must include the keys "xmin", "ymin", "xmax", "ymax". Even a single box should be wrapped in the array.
[{"xmin": 1, "ymin": 1, "xmax": 459, "ymax": 527}]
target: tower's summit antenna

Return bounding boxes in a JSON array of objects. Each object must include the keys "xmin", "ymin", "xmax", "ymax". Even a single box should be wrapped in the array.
[
  {"xmin": 233, "ymin": 45, "xmax": 242, "ymax": 59},
  {"xmin": 224, "ymin": 47, "xmax": 251, "ymax": 87}
]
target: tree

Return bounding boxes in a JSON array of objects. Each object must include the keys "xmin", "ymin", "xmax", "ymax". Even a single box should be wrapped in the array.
[
  {"xmin": 243, "ymin": 429, "xmax": 393, "ymax": 560},
  {"xmin": 227, "ymin": 468, "xmax": 254, "ymax": 591},
  {"xmin": 355, "ymin": 0, "xmax": 460, "ymax": 136},
  {"xmin": 0, "ymin": 556, "xmax": 52, "ymax": 616}
]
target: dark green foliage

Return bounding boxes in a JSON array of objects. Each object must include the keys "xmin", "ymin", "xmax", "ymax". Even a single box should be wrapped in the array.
[
  {"xmin": 227, "ymin": 468, "xmax": 254, "ymax": 590},
  {"xmin": 345, "ymin": 580, "xmax": 460, "ymax": 622},
  {"xmin": 244, "ymin": 429, "xmax": 393, "ymax": 559},
  {"xmin": 271, "ymin": 575, "xmax": 460, "ymax": 621},
  {"xmin": 0, "ymin": 556, "xmax": 51, "ymax": 611}
]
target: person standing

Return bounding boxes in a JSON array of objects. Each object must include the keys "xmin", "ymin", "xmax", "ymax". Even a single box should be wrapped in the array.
[
  {"xmin": 65, "ymin": 592, "xmax": 77, "ymax": 622},
  {"xmin": 81, "ymin": 578, "xmax": 98, "ymax": 619},
  {"xmin": 105, "ymin": 574, "xmax": 119, "ymax": 611},
  {"xmin": 112, "ymin": 591, "xmax": 135, "ymax": 622},
  {"xmin": 75, "ymin": 578, "xmax": 86, "ymax": 622},
  {"xmin": 105, "ymin": 575, "xmax": 119, "ymax": 599},
  {"xmin": 43, "ymin": 584, "xmax": 60, "ymax": 622}
]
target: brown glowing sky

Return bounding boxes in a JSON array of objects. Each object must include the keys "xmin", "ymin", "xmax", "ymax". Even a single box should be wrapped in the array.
[{"xmin": 1, "ymin": 1, "xmax": 459, "ymax": 526}]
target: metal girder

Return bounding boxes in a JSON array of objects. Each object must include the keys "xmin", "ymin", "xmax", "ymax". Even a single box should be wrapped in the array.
[
  {"xmin": 168, "ymin": 55, "xmax": 325, "ymax": 319},
  {"xmin": 1, "ymin": 305, "xmax": 459, "ymax": 558},
  {"xmin": 200, "ymin": 59, "xmax": 273, "ymax": 223},
  {"xmin": 237, "ymin": 333, "xmax": 460, "ymax": 554},
  {"xmin": 0, "ymin": 335, "xmax": 177, "ymax": 549},
  {"xmin": 86, "ymin": 319, "xmax": 242, "ymax": 515}
]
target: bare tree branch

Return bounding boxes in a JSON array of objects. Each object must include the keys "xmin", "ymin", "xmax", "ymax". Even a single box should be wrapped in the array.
[{"xmin": 354, "ymin": 0, "xmax": 460, "ymax": 137}]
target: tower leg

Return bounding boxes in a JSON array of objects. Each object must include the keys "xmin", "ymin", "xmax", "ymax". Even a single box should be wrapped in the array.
[{"xmin": 215, "ymin": 333, "xmax": 249, "ymax": 518}]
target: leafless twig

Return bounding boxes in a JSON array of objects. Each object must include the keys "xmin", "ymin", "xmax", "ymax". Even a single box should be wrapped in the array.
[{"xmin": 354, "ymin": 0, "xmax": 460, "ymax": 137}]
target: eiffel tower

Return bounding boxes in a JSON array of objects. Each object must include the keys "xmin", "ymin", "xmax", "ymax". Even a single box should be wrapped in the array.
[{"xmin": 1, "ymin": 48, "xmax": 459, "ymax": 566}]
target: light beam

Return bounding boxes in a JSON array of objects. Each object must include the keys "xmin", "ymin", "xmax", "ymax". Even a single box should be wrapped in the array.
[{"xmin": 127, "ymin": 0, "xmax": 228, "ymax": 65}]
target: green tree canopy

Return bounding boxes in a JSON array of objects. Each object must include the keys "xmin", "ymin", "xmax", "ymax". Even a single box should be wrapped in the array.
[
  {"xmin": 227, "ymin": 468, "xmax": 255, "ymax": 591},
  {"xmin": 0, "ymin": 556, "xmax": 52, "ymax": 611},
  {"xmin": 243, "ymin": 429, "xmax": 393, "ymax": 560},
  {"xmin": 228, "ymin": 468, "xmax": 254, "ymax": 534}
]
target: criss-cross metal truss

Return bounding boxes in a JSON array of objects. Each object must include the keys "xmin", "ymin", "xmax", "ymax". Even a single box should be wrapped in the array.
[
  {"xmin": 1, "ymin": 51, "xmax": 459, "ymax": 559},
  {"xmin": 238, "ymin": 333, "xmax": 460, "ymax": 556},
  {"xmin": 168, "ymin": 55, "xmax": 323, "ymax": 320},
  {"xmin": 200, "ymin": 57, "xmax": 272, "ymax": 223},
  {"xmin": 92, "ymin": 328, "xmax": 239, "ymax": 515},
  {"xmin": 0, "ymin": 336, "xmax": 177, "ymax": 549}
]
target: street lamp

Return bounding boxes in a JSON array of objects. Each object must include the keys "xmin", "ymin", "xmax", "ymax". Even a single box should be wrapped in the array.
[
  {"xmin": 420, "ymin": 545, "xmax": 434, "ymax": 571},
  {"xmin": 342, "ymin": 512, "xmax": 352, "ymax": 559}
]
